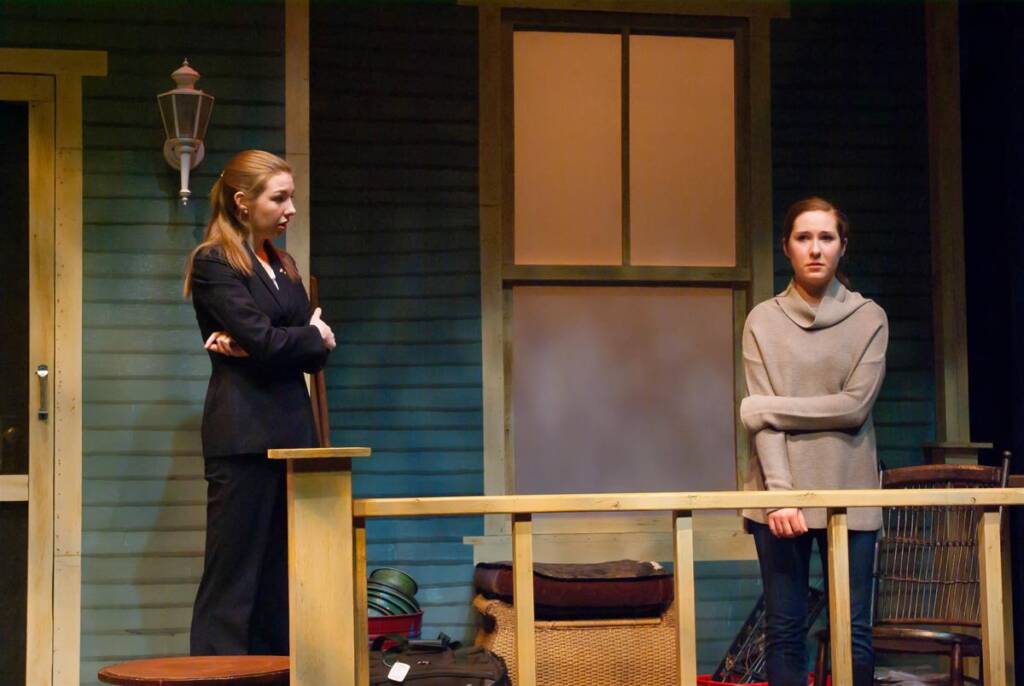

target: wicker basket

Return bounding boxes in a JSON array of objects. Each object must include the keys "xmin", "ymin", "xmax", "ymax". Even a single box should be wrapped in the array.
[{"xmin": 473, "ymin": 595, "xmax": 679, "ymax": 686}]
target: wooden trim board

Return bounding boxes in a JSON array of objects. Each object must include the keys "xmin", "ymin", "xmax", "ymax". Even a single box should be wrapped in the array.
[
  {"xmin": 458, "ymin": 0, "xmax": 790, "ymax": 19},
  {"xmin": 356, "ymin": 487, "xmax": 1024, "ymax": 517},
  {"xmin": 27, "ymin": 84, "xmax": 57, "ymax": 686},
  {"xmin": 0, "ymin": 475, "xmax": 30, "ymax": 502},
  {"xmin": 285, "ymin": 0, "xmax": 312, "ymax": 285},
  {"xmin": 0, "ymin": 48, "xmax": 106, "ymax": 76}
]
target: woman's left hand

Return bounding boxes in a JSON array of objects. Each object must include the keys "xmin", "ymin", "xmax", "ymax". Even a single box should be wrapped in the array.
[
  {"xmin": 767, "ymin": 507, "xmax": 808, "ymax": 538},
  {"xmin": 204, "ymin": 331, "xmax": 249, "ymax": 357}
]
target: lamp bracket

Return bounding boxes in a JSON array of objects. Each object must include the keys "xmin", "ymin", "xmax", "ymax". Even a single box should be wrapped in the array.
[{"xmin": 163, "ymin": 139, "xmax": 205, "ymax": 170}]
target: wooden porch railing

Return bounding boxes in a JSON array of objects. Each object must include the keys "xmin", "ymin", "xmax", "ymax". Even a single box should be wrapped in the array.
[{"xmin": 268, "ymin": 448, "xmax": 1022, "ymax": 686}]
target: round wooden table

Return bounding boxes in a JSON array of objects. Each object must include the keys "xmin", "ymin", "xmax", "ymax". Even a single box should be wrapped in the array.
[{"xmin": 97, "ymin": 655, "xmax": 289, "ymax": 685}]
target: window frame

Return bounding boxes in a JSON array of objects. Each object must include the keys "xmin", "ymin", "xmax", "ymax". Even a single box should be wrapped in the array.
[
  {"xmin": 478, "ymin": 7, "xmax": 777, "ymax": 536},
  {"xmin": 504, "ymin": 10, "xmax": 750, "ymax": 278}
]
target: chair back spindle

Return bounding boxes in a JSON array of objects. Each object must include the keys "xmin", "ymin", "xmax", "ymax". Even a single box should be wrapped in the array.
[{"xmin": 874, "ymin": 464, "xmax": 1005, "ymax": 628}]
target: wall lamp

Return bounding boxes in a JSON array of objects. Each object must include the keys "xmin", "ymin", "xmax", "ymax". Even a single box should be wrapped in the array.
[{"xmin": 158, "ymin": 59, "xmax": 214, "ymax": 205}]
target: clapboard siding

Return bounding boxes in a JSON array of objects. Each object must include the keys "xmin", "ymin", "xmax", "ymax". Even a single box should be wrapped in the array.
[
  {"xmin": 0, "ymin": 1, "xmax": 285, "ymax": 682},
  {"xmin": 309, "ymin": 4, "xmax": 483, "ymax": 641},
  {"xmin": 771, "ymin": 1, "xmax": 935, "ymax": 469}
]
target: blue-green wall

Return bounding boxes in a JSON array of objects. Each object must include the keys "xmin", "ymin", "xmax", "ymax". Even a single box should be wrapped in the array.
[{"xmin": 309, "ymin": 4, "xmax": 485, "ymax": 641}]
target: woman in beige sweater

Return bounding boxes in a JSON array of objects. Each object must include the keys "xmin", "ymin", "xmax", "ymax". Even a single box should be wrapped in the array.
[{"xmin": 741, "ymin": 197, "xmax": 888, "ymax": 686}]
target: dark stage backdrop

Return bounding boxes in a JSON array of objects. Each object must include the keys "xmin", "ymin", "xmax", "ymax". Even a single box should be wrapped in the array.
[{"xmin": 961, "ymin": 1, "xmax": 1024, "ymax": 681}]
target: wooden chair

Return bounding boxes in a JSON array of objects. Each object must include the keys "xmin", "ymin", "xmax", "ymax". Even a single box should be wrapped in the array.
[
  {"xmin": 814, "ymin": 460, "xmax": 1009, "ymax": 686},
  {"xmin": 97, "ymin": 655, "xmax": 289, "ymax": 685}
]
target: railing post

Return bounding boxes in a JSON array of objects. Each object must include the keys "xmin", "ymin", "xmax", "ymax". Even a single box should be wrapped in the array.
[
  {"xmin": 1000, "ymin": 508, "xmax": 1016, "ymax": 686},
  {"xmin": 354, "ymin": 516, "xmax": 369, "ymax": 684},
  {"xmin": 979, "ymin": 507, "xmax": 1010, "ymax": 686},
  {"xmin": 267, "ymin": 447, "xmax": 372, "ymax": 686},
  {"xmin": 673, "ymin": 510, "xmax": 698, "ymax": 686},
  {"xmin": 512, "ymin": 513, "xmax": 537, "ymax": 686},
  {"xmin": 827, "ymin": 508, "xmax": 853, "ymax": 686}
]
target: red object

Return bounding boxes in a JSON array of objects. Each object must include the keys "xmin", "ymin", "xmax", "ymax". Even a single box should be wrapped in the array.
[
  {"xmin": 368, "ymin": 610, "xmax": 423, "ymax": 647},
  {"xmin": 697, "ymin": 674, "xmax": 827, "ymax": 686},
  {"xmin": 697, "ymin": 676, "xmax": 767, "ymax": 686}
]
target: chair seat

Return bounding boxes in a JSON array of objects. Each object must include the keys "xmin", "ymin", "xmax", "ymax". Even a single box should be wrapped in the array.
[
  {"xmin": 873, "ymin": 626, "xmax": 982, "ymax": 656},
  {"xmin": 97, "ymin": 655, "xmax": 289, "ymax": 685}
]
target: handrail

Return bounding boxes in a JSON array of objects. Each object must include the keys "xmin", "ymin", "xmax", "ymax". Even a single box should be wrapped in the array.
[
  {"xmin": 268, "ymin": 448, "xmax": 1020, "ymax": 686},
  {"xmin": 353, "ymin": 487, "xmax": 1024, "ymax": 516}
]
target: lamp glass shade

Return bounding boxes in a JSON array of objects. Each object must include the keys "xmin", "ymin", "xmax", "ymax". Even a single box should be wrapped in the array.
[{"xmin": 158, "ymin": 91, "xmax": 214, "ymax": 141}]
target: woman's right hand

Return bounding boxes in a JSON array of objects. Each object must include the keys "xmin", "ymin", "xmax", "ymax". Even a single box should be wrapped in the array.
[
  {"xmin": 767, "ymin": 508, "xmax": 808, "ymax": 538},
  {"xmin": 205, "ymin": 331, "xmax": 249, "ymax": 357},
  {"xmin": 310, "ymin": 307, "xmax": 337, "ymax": 350}
]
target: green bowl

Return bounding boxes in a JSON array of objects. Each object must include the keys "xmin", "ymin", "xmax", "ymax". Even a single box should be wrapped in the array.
[
  {"xmin": 366, "ymin": 590, "xmax": 408, "ymax": 616},
  {"xmin": 369, "ymin": 567, "xmax": 418, "ymax": 597},
  {"xmin": 367, "ymin": 590, "xmax": 418, "ymax": 616},
  {"xmin": 367, "ymin": 581, "xmax": 421, "ymax": 612},
  {"xmin": 367, "ymin": 596, "xmax": 392, "ymax": 614}
]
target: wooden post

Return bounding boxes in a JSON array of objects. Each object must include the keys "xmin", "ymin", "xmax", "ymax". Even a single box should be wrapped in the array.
[
  {"xmin": 925, "ymin": 0, "xmax": 971, "ymax": 442},
  {"xmin": 827, "ymin": 508, "xmax": 853, "ymax": 686},
  {"xmin": 354, "ymin": 517, "xmax": 369, "ymax": 685},
  {"xmin": 1000, "ymin": 508, "xmax": 1016, "ymax": 686},
  {"xmin": 479, "ymin": 5, "xmax": 509, "ymax": 540},
  {"xmin": 268, "ymin": 447, "xmax": 372, "ymax": 686},
  {"xmin": 673, "ymin": 511, "xmax": 698, "ymax": 686},
  {"xmin": 979, "ymin": 508, "xmax": 1009, "ymax": 686},
  {"xmin": 512, "ymin": 513, "xmax": 537, "ymax": 686},
  {"xmin": 284, "ymin": 0, "xmax": 311, "ymax": 282}
]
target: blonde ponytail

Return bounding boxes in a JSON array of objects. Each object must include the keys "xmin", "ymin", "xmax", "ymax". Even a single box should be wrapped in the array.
[{"xmin": 183, "ymin": 151, "xmax": 293, "ymax": 297}]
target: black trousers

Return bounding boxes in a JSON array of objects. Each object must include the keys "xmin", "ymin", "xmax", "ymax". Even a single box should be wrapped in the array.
[{"xmin": 190, "ymin": 455, "xmax": 289, "ymax": 656}]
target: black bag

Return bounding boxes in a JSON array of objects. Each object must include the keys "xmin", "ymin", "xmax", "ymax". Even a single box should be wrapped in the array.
[{"xmin": 368, "ymin": 634, "xmax": 510, "ymax": 685}]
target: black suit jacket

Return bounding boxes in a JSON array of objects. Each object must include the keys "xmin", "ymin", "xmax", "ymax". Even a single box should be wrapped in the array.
[{"xmin": 190, "ymin": 244, "xmax": 329, "ymax": 458}]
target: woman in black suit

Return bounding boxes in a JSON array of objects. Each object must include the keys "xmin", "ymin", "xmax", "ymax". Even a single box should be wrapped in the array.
[{"xmin": 183, "ymin": 150, "xmax": 335, "ymax": 656}]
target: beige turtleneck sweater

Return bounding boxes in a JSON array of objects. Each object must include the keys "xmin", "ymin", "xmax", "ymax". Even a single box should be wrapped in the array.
[{"xmin": 740, "ymin": 278, "xmax": 888, "ymax": 531}]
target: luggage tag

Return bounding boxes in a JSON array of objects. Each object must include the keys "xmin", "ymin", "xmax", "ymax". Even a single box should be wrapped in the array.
[{"xmin": 387, "ymin": 660, "xmax": 410, "ymax": 682}]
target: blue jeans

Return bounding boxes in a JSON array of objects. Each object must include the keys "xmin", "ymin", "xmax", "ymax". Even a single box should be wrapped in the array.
[{"xmin": 750, "ymin": 521, "xmax": 877, "ymax": 686}]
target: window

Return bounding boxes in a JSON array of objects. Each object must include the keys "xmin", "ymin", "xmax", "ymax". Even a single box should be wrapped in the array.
[
  {"xmin": 512, "ymin": 286, "xmax": 736, "ymax": 494},
  {"xmin": 478, "ymin": 9, "xmax": 776, "ymax": 529}
]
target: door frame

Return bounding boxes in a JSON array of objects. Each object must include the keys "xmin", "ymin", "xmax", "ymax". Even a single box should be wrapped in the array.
[
  {"xmin": 0, "ymin": 48, "xmax": 106, "ymax": 686},
  {"xmin": 0, "ymin": 72, "xmax": 54, "ymax": 686}
]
